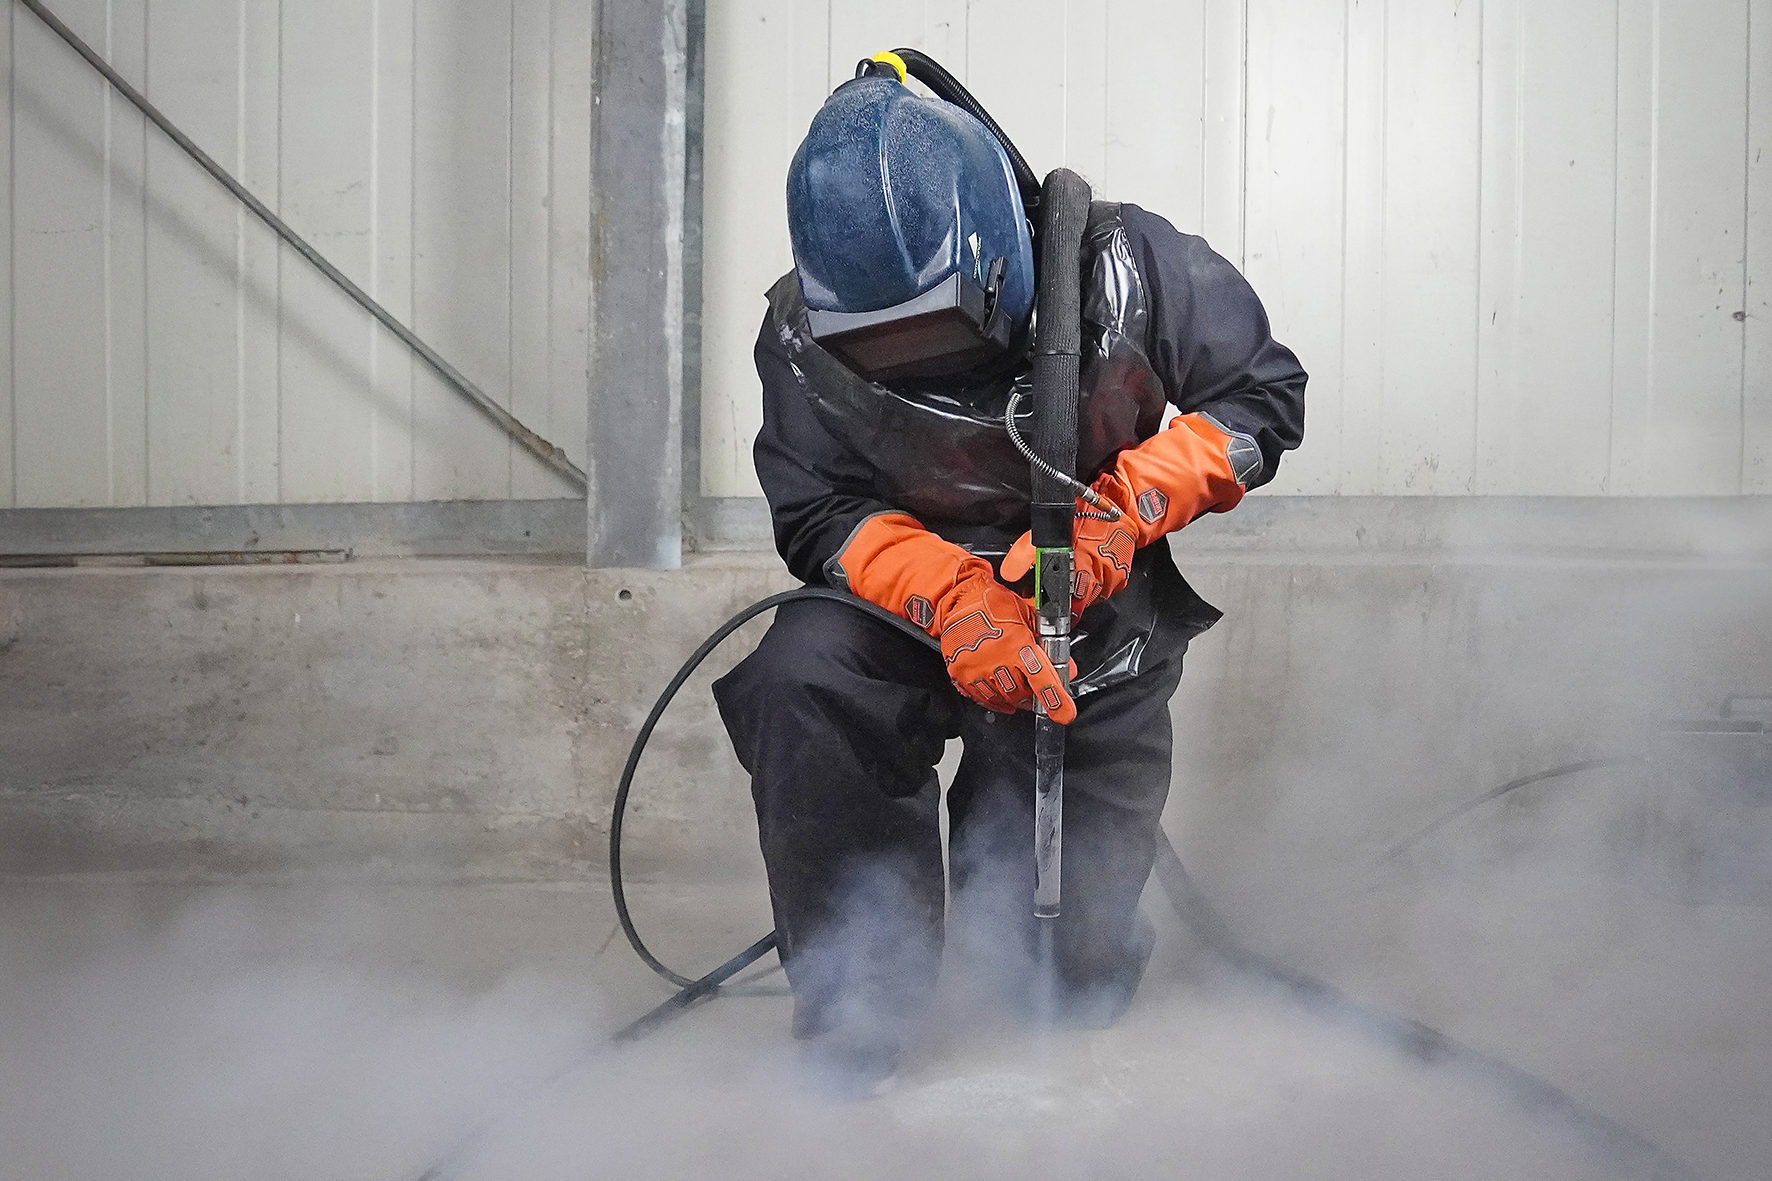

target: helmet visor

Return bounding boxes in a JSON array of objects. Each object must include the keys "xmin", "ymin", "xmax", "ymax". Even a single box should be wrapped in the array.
[{"xmin": 806, "ymin": 263, "xmax": 1013, "ymax": 382}]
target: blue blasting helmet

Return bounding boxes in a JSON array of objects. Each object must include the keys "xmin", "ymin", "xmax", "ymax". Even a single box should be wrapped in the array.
[{"xmin": 787, "ymin": 74, "xmax": 1035, "ymax": 381}]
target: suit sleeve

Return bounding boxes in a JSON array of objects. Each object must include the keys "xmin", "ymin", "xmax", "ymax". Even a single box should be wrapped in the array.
[
  {"xmin": 1119, "ymin": 204, "xmax": 1307, "ymax": 489},
  {"xmin": 751, "ymin": 312, "xmax": 898, "ymax": 584}
]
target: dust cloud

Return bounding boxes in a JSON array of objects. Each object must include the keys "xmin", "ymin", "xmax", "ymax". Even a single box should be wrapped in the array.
[
  {"xmin": 4, "ymin": 508, "xmax": 1769, "ymax": 1181},
  {"xmin": 0, "ymin": 877, "xmax": 1642, "ymax": 1181}
]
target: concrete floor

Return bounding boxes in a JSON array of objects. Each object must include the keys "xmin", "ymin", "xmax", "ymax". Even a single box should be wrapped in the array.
[{"xmin": 5, "ymin": 840, "xmax": 1768, "ymax": 1181}]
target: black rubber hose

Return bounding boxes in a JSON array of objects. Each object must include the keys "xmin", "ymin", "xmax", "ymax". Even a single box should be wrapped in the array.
[
  {"xmin": 609, "ymin": 587, "xmax": 941, "ymax": 989},
  {"xmin": 1149, "ymin": 842, "xmax": 1690, "ymax": 1180},
  {"xmin": 891, "ymin": 47, "xmax": 1043, "ymax": 215},
  {"xmin": 608, "ymin": 932, "xmax": 782, "ymax": 1044},
  {"xmin": 1029, "ymin": 168, "xmax": 1091, "ymax": 548},
  {"xmin": 608, "ymin": 590, "xmax": 1687, "ymax": 1178},
  {"xmin": 415, "ymin": 588, "xmax": 1688, "ymax": 1181},
  {"xmin": 1378, "ymin": 757, "xmax": 1648, "ymax": 863},
  {"xmin": 606, "ymin": 590, "xmax": 1687, "ymax": 1175}
]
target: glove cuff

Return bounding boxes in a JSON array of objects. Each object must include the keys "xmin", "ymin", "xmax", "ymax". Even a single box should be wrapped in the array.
[
  {"xmin": 825, "ymin": 512, "xmax": 993, "ymax": 636},
  {"xmin": 1106, "ymin": 412, "xmax": 1252, "ymax": 543}
]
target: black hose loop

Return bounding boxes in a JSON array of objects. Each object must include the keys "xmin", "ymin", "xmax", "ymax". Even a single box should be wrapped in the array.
[
  {"xmin": 1029, "ymin": 167, "xmax": 1092, "ymax": 547},
  {"xmin": 603, "ymin": 589, "xmax": 1688, "ymax": 1181},
  {"xmin": 1378, "ymin": 757, "xmax": 1648, "ymax": 863},
  {"xmin": 891, "ymin": 47, "xmax": 1042, "ymax": 214},
  {"xmin": 609, "ymin": 587, "xmax": 939, "ymax": 989}
]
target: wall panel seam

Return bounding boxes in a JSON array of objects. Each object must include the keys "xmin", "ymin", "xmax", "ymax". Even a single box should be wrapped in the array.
[
  {"xmin": 1338, "ymin": 0, "xmax": 1351, "ymax": 492},
  {"xmin": 1238, "ymin": 0, "xmax": 1247, "ymax": 266},
  {"xmin": 506, "ymin": 0, "xmax": 517, "ymax": 495},
  {"xmin": 545, "ymin": 0, "xmax": 557, "ymax": 472},
  {"xmin": 1471, "ymin": 0, "xmax": 1484, "ymax": 488},
  {"xmin": 1606, "ymin": 0, "xmax": 1621, "ymax": 490},
  {"xmin": 1378, "ymin": 0, "xmax": 1390, "ymax": 490},
  {"xmin": 405, "ymin": 0, "xmax": 415, "ymax": 496},
  {"xmin": 234, "ymin": 0, "xmax": 247, "ymax": 500},
  {"xmin": 1741, "ymin": 0, "xmax": 1753, "ymax": 488},
  {"xmin": 1198, "ymin": 0, "xmax": 1207, "ymax": 245},
  {"xmin": 275, "ymin": 0, "xmax": 284, "ymax": 503},
  {"xmin": 102, "ymin": 1, "xmax": 115, "ymax": 503},
  {"xmin": 1645, "ymin": 0, "xmax": 1660, "ymax": 455},
  {"xmin": 1509, "ymin": 0, "xmax": 1524, "ymax": 476},
  {"xmin": 138, "ymin": 1, "xmax": 150, "ymax": 502},
  {"xmin": 5, "ymin": 0, "xmax": 12, "ymax": 508},
  {"xmin": 369, "ymin": 0, "xmax": 381, "ymax": 496}
]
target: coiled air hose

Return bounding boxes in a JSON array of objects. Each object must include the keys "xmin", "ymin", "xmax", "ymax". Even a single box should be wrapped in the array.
[
  {"xmin": 607, "ymin": 588, "xmax": 939, "ymax": 1004},
  {"xmin": 414, "ymin": 586, "xmax": 1689, "ymax": 1181},
  {"xmin": 598, "ymin": 587, "xmax": 1690, "ymax": 1180}
]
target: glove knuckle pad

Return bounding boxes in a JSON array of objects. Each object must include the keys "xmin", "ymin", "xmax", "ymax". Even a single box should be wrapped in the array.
[
  {"xmin": 1097, "ymin": 529, "xmax": 1135, "ymax": 574},
  {"xmin": 942, "ymin": 610, "xmax": 1002, "ymax": 660}
]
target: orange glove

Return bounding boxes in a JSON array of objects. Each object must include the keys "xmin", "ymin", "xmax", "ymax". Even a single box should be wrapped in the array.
[
  {"xmin": 1002, "ymin": 412, "xmax": 1254, "ymax": 619},
  {"xmin": 827, "ymin": 512, "xmax": 1077, "ymax": 724}
]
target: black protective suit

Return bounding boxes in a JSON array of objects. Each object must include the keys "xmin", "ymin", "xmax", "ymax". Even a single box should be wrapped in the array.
[{"xmin": 714, "ymin": 202, "xmax": 1306, "ymax": 1036}]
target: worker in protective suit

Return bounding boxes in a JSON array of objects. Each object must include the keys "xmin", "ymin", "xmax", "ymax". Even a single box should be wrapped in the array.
[{"xmin": 713, "ymin": 55, "xmax": 1306, "ymax": 1096}]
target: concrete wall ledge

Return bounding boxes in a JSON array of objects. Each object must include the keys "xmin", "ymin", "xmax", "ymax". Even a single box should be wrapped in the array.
[
  {"xmin": 7, "ymin": 495, "xmax": 1765, "ymax": 565},
  {"xmin": 1175, "ymin": 495, "xmax": 1772, "ymax": 563},
  {"xmin": 0, "ymin": 554, "xmax": 796, "ymax": 880},
  {"xmin": 0, "ymin": 500, "xmax": 590, "ymax": 559},
  {"xmin": 692, "ymin": 494, "xmax": 1772, "ymax": 563},
  {"xmin": 3, "ymin": 499, "xmax": 1769, "ymax": 881}
]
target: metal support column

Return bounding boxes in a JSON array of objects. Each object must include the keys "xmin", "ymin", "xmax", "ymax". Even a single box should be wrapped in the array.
[{"xmin": 589, "ymin": 0, "xmax": 691, "ymax": 568}]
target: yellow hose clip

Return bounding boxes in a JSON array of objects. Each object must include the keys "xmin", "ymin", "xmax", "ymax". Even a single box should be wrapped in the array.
[{"xmin": 870, "ymin": 51, "xmax": 908, "ymax": 84}]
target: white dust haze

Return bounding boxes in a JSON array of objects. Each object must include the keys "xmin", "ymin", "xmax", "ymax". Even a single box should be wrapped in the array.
[{"xmin": 4, "ymin": 507, "xmax": 1769, "ymax": 1180}]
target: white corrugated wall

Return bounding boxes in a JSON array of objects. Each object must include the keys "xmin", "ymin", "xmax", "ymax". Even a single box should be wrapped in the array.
[
  {"xmin": 700, "ymin": 0, "xmax": 1771, "ymax": 498},
  {"xmin": 0, "ymin": 0, "xmax": 591, "ymax": 510}
]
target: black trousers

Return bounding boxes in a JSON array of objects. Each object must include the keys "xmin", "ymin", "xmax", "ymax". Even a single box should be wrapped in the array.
[{"xmin": 713, "ymin": 596, "xmax": 1185, "ymax": 1038}]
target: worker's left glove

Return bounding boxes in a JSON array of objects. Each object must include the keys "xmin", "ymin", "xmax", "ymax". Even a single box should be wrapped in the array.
[
  {"xmin": 827, "ymin": 512, "xmax": 1077, "ymax": 723},
  {"xmin": 1002, "ymin": 412, "xmax": 1256, "ymax": 620}
]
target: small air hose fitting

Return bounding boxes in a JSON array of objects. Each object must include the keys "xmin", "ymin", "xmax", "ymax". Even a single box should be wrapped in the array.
[{"xmin": 1004, "ymin": 390, "xmax": 1122, "ymax": 521}]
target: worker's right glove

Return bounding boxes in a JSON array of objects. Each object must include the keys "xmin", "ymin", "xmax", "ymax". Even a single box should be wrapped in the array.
[
  {"xmin": 827, "ymin": 512, "xmax": 1077, "ymax": 724},
  {"xmin": 1001, "ymin": 412, "xmax": 1254, "ymax": 620}
]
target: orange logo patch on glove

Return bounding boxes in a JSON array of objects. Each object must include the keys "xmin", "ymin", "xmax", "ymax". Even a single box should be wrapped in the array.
[
  {"xmin": 904, "ymin": 594, "xmax": 935, "ymax": 629},
  {"xmin": 1136, "ymin": 487, "xmax": 1170, "ymax": 524}
]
